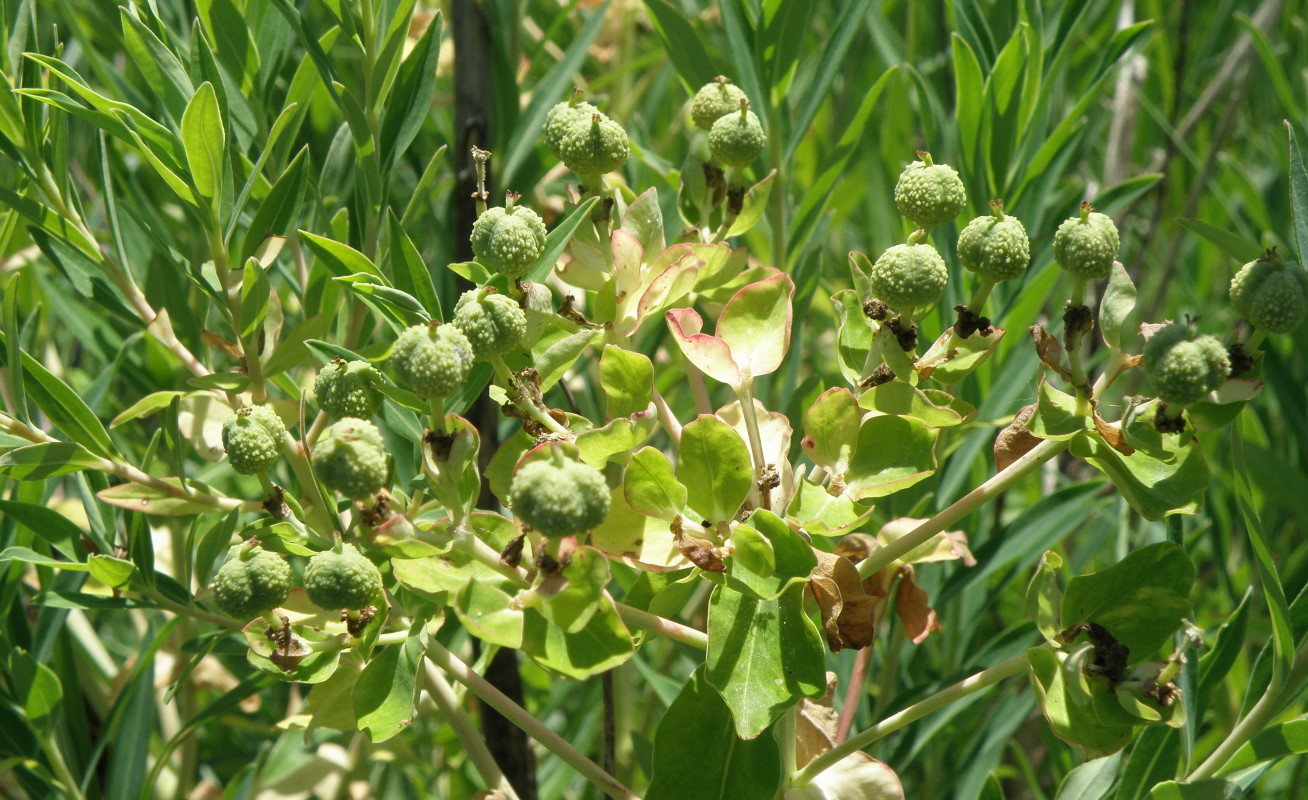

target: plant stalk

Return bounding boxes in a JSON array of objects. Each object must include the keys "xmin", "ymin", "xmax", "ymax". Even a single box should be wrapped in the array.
[
  {"xmin": 789, "ymin": 650, "xmax": 1030, "ymax": 788},
  {"xmin": 426, "ymin": 644, "xmax": 640, "ymax": 800}
]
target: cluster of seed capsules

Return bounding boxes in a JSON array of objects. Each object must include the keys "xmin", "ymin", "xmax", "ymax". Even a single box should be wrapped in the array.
[
  {"xmin": 206, "ymin": 82, "xmax": 774, "ymax": 622},
  {"xmin": 868, "ymin": 152, "xmax": 1308, "ymax": 424}
]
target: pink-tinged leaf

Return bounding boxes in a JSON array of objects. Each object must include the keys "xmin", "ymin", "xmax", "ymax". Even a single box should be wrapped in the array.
[
  {"xmin": 611, "ymin": 229, "xmax": 646, "ymax": 299},
  {"xmin": 802, "ymin": 387, "xmax": 862, "ymax": 474},
  {"xmin": 620, "ymin": 187, "xmax": 665, "ymax": 255},
  {"xmin": 666, "ymin": 307, "xmax": 741, "ymax": 386},
  {"xmin": 716, "ymin": 272, "xmax": 795, "ymax": 377},
  {"xmin": 634, "ymin": 250, "xmax": 704, "ymax": 330}
]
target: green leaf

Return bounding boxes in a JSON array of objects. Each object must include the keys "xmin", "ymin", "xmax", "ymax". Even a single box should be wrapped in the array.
[
  {"xmin": 726, "ymin": 510, "xmax": 816, "ymax": 600},
  {"xmin": 915, "ymin": 326, "xmax": 1004, "ymax": 386},
  {"xmin": 238, "ymin": 258, "xmax": 270, "ymax": 339},
  {"xmin": 624, "ymin": 447, "xmax": 688, "ymax": 520},
  {"xmin": 97, "ymin": 480, "xmax": 228, "ymax": 516},
  {"xmin": 521, "ymin": 596, "xmax": 633, "ymax": 680},
  {"xmin": 110, "ymin": 391, "xmax": 191, "ymax": 427},
  {"xmin": 716, "ymin": 273, "xmax": 794, "ymax": 378},
  {"xmin": 1026, "ymin": 550, "xmax": 1064, "ymax": 646},
  {"xmin": 0, "ymin": 500, "xmax": 85, "ymax": 562},
  {"xmin": 1287, "ymin": 122, "xmax": 1308, "ymax": 263},
  {"xmin": 1029, "ymin": 379, "xmax": 1090, "ymax": 441},
  {"xmin": 600, "ymin": 345, "xmax": 654, "ymax": 420},
  {"xmin": 526, "ymin": 196, "xmax": 603, "ymax": 283},
  {"xmin": 352, "ymin": 625, "xmax": 426, "ymax": 742},
  {"xmin": 181, "ymin": 82, "xmax": 224, "ymax": 206},
  {"xmin": 642, "ymin": 0, "xmax": 716, "ymax": 89},
  {"xmin": 621, "ymin": 187, "xmax": 665, "ymax": 255},
  {"xmin": 0, "ymin": 546, "xmax": 89, "ymax": 570},
  {"xmin": 784, "ymin": 478, "xmax": 873, "ymax": 538},
  {"xmin": 4, "ymin": 340, "xmax": 117, "ymax": 459},
  {"xmin": 1070, "ymin": 430, "xmax": 1209, "ymax": 521},
  {"xmin": 1053, "ymin": 753, "xmax": 1121, "ymax": 800},
  {"xmin": 1221, "ymin": 717, "xmax": 1308, "ymax": 773},
  {"xmin": 454, "ymin": 581, "xmax": 523, "ymax": 648},
  {"xmin": 4, "ymin": 649, "xmax": 63, "ymax": 730},
  {"xmin": 678, "ymin": 415, "xmax": 753, "ymax": 524},
  {"xmin": 576, "ymin": 416, "xmax": 656, "ymax": 469},
  {"xmin": 0, "ymin": 442, "xmax": 102, "ymax": 480},
  {"xmin": 858, "ymin": 381, "xmax": 965, "ymax": 428},
  {"xmin": 1028, "ymin": 647, "xmax": 1134, "ymax": 758},
  {"xmin": 726, "ymin": 169, "xmax": 777, "ymax": 237},
  {"xmin": 1174, "ymin": 219, "xmax": 1262, "ymax": 265},
  {"xmin": 300, "ymin": 231, "xmax": 388, "ymax": 283},
  {"xmin": 187, "ymin": 373, "xmax": 251, "ymax": 394},
  {"xmin": 241, "ymin": 146, "xmax": 310, "ymax": 263},
  {"xmin": 88, "ymin": 554, "xmax": 137, "ymax": 588},
  {"xmin": 647, "ymin": 668, "xmax": 782, "ymax": 799},
  {"xmin": 531, "ymin": 324, "xmax": 601, "ymax": 391},
  {"xmin": 379, "ymin": 10, "xmax": 440, "ymax": 168},
  {"xmin": 537, "ymin": 547, "xmax": 610, "ymax": 633},
  {"xmin": 386, "ymin": 210, "xmax": 442, "ymax": 323},
  {"xmin": 842, "ymin": 415, "xmax": 937, "ymax": 501},
  {"xmin": 1061, "ymin": 542, "xmax": 1195, "ymax": 661},
  {"xmin": 706, "ymin": 583, "xmax": 825, "ymax": 739},
  {"xmin": 1148, "ymin": 780, "xmax": 1242, "ymax": 800},
  {"xmin": 333, "ymin": 276, "xmax": 429, "ymax": 326},
  {"xmin": 1099, "ymin": 263, "xmax": 1138, "ymax": 351},
  {"xmin": 801, "ymin": 387, "xmax": 861, "ymax": 474}
]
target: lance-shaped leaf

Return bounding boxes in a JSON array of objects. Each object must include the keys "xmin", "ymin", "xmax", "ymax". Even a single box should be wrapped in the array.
[
  {"xmin": 1100, "ymin": 262, "xmax": 1138, "ymax": 351},
  {"xmin": 666, "ymin": 273, "xmax": 795, "ymax": 387}
]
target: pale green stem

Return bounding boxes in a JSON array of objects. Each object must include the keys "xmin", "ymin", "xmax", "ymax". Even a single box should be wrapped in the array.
[
  {"xmin": 685, "ymin": 357, "xmax": 714, "ymax": 416},
  {"xmin": 1066, "ymin": 277, "xmax": 1091, "ymax": 404},
  {"xmin": 43, "ymin": 731, "xmax": 87, "ymax": 800},
  {"xmin": 1245, "ymin": 328, "xmax": 1267, "ymax": 352},
  {"xmin": 968, "ymin": 279, "xmax": 995, "ymax": 315},
  {"xmin": 0, "ymin": 416, "xmax": 257, "ymax": 514},
  {"xmin": 1189, "ymin": 623, "xmax": 1308, "ymax": 779},
  {"xmin": 615, "ymin": 602, "xmax": 707, "ymax": 650},
  {"xmin": 138, "ymin": 585, "xmax": 243, "ymax": 630},
  {"xmin": 856, "ymin": 437, "xmax": 1067, "ymax": 580},
  {"xmin": 426, "ymin": 644, "xmax": 641, "ymax": 800},
  {"xmin": 733, "ymin": 378, "xmax": 771, "ymax": 511},
  {"xmin": 651, "ymin": 387, "xmax": 682, "ymax": 444},
  {"xmin": 422, "ymin": 661, "xmax": 522, "ymax": 800},
  {"xmin": 789, "ymin": 651, "xmax": 1030, "ymax": 788},
  {"xmin": 280, "ymin": 432, "xmax": 340, "ymax": 540},
  {"xmin": 428, "ymin": 396, "xmax": 447, "ymax": 436},
  {"xmin": 773, "ymin": 707, "xmax": 797, "ymax": 800}
]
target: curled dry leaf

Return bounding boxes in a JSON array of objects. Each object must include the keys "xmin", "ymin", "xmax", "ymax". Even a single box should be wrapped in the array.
[
  {"xmin": 796, "ymin": 672, "xmax": 841, "ymax": 768},
  {"xmin": 809, "ymin": 550, "xmax": 877, "ymax": 652},
  {"xmin": 873, "ymin": 518, "xmax": 975, "ymax": 567},
  {"xmin": 1092, "ymin": 410, "xmax": 1136, "ymax": 456},
  {"xmin": 895, "ymin": 566, "xmax": 940, "ymax": 644},
  {"xmin": 786, "ymin": 752, "xmax": 905, "ymax": 800},
  {"xmin": 995, "ymin": 403, "xmax": 1040, "ymax": 471},
  {"xmin": 1030, "ymin": 325, "xmax": 1074, "ymax": 382}
]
